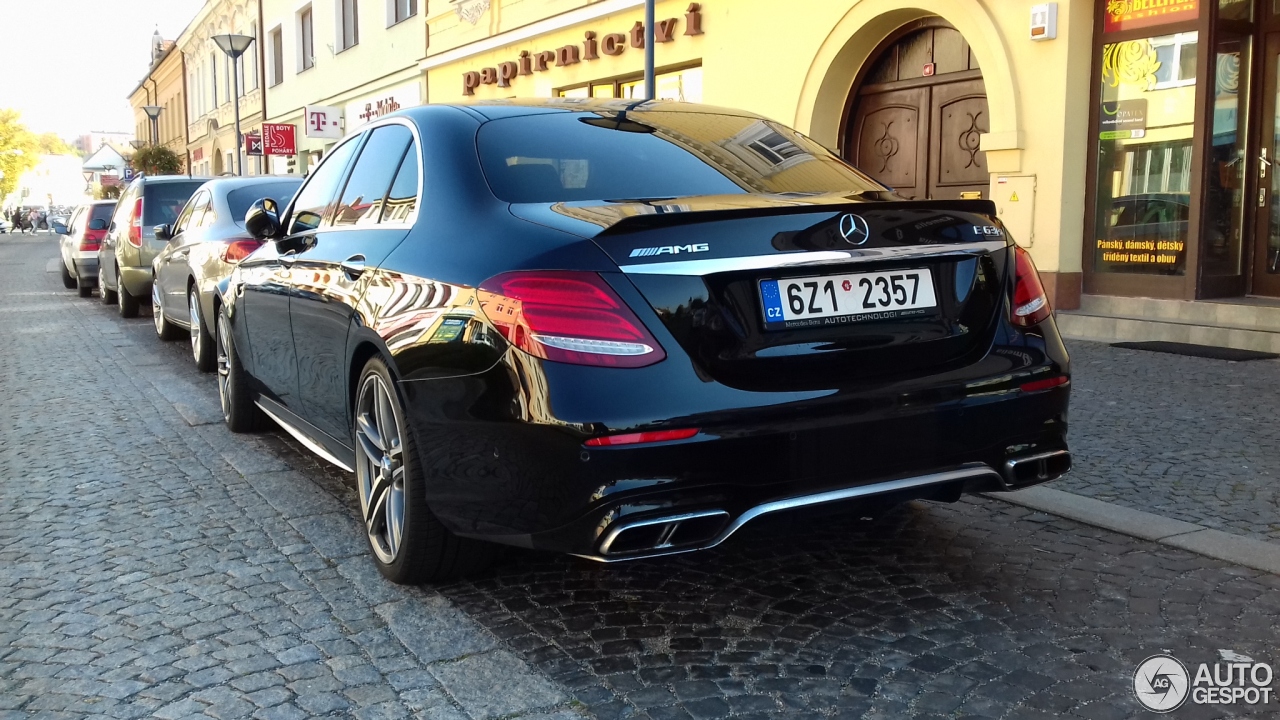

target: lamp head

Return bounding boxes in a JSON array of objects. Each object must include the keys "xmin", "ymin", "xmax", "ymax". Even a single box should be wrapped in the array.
[{"xmin": 212, "ymin": 33, "xmax": 255, "ymax": 58}]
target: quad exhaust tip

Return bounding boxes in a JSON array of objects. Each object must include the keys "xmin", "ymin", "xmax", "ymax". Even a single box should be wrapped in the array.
[{"xmin": 1003, "ymin": 449, "xmax": 1071, "ymax": 488}]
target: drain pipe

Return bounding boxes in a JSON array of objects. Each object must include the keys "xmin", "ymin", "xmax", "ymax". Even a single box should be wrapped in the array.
[{"xmin": 644, "ymin": 0, "xmax": 655, "ymax": 99}]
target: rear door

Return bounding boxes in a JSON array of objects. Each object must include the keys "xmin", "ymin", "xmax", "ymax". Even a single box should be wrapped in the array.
[
  {"xmin": 289, "ymin": 122, "xmax": 417, "ymax": 442},
  {"xmin": 159, "ymin": 191, "xmax": 208, "ymax": 311}
]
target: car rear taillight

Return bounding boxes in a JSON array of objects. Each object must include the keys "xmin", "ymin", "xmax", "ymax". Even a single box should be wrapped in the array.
[
  {"xmin": 478, "ymin": 271, "xmax": 666, "ymax": 368},
  {"xmin": 585, "ymin": 428, "xmax": 699, "ymax": 447},
  {"xmin": 126, "ymin": 198, "xmax": 143, "ymax": 247},
  {"xmin": 222, "ymin": 239, "xmax": 262, "ymax": 263},
  {"xmin": 1019, "ymin": 376, "xmax": 1069, "ymax": 393},
  {"xmin": 1012, "ymin": 245, "xmax": 1052, "ymax": 327},
  {"xmin": 79, "ymin": 229, "xmax": 105, "ymax": 252}
]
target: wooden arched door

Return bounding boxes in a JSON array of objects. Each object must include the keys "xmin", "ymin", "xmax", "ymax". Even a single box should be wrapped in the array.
[{"xmin": 845, "ymin": 20, "xmax": 990, "ymax": 200}]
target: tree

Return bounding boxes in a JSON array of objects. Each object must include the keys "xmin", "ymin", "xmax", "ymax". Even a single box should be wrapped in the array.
[
  {"xmin": 0, "ymin": 110, "xmax": 39, "ymax": 202},
  {"xmin": 131, "ymin": 145, "xmax": 184, "ymax": 176},
  {"xmin": 96, "ymin": 183, "xmax": 122, "ymax": 200},
  {"xmin": 36, "ymin": 133, "xmax": 76, "ymax": 156}
]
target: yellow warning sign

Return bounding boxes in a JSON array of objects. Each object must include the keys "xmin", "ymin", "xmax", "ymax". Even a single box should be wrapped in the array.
[{"xmin": 1010, "ymin": 192, "xmax": 1020, "ymax": 202}]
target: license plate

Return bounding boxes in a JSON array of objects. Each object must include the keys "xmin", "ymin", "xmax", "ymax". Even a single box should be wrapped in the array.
[{"xmin": 759, "ymin": 268, "xmax": 937, "ymax": 329}]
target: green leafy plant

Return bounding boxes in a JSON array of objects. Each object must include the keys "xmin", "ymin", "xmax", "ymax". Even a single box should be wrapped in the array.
[
  {"xmin": 131, "ymin": 145, "xmax": 184, "ymax": 176},
  {"xmin": 0, "ymin": 110, "xmax": 39, "ymax": 201}
]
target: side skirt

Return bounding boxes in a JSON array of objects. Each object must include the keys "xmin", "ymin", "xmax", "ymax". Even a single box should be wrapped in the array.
[{"xmin": 254, "ymin": 398, "xmax": 356, "ymax": 472}]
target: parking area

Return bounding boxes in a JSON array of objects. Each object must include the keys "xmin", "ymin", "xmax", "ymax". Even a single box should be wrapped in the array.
[{"xmin": 3, "ymin": 233, "xmax": 1280, "ymax": 719}]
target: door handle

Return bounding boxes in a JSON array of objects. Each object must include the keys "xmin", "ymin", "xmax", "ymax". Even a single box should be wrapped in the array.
[
  {"xmin": 341, "ymin": 255, "xmax": 367, "ymax": 278},
  {"xmin": 279, "ymin": 251, "xmax": 297, "ymax": 267}
]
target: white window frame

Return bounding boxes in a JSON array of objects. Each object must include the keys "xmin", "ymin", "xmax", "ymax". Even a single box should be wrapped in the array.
[
  {"xmin": 268, "ymin": 25, "xmax": 285, "ymax": 86},
  {"xmin": 297, "ymin": 4, "xmax": 315, "ymax": 73},
  {"xmin": 1151, "ymin": 32, "xmax": 1198, "ymax": 90},
  {"xmin": 336, "ymin": 0, "xmax": 359, "ymax": 52},
  {"xmin": 385, "ymin": 0, "xmax": 416, "ymax": 27}
]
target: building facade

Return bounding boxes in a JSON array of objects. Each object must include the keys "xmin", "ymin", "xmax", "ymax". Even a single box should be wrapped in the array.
[
  {"xmin": 179, "ymin": 0, "xmax": 265, "ymax": 176},
  {"xmin": 129, "ymin": 32, "xmax": 189, "ymax": 168},
  {"xmin": 261, "ymin": 0, "xmax": 425, "ymax": 175},
  {"xmin": 421, "ymin": 0, "xmax": 1280, "ymax": 310}
]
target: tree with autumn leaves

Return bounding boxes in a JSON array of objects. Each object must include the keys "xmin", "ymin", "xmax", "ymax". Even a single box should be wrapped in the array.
[{"xmin": 0, "ymin": 110, "xmax": 40, "ymax": 202}]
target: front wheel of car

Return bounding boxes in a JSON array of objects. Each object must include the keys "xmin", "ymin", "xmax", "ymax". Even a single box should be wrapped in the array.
[
  {"xmin": 118, "ymin": 272, "xmax": 140, "ymax": 318},
  {"xmin": 354, "ymin": 357, "xmax": 495, "ymax": 584},
  {"xmin": 216, "ymin": 305, "xmax": 266, "ymax": 433},
  {"xmin": 190, "ymin": 287, "xmax": 216, "ymax": 372},
  {"xmin": 60, "ymin": 261, "xmax": 75, "ymax": 289},
  {"xmin": 153, "ymin": 281, "xmax": 182, "ymax": 340},
  {"xmin": 98, "ymin": 267, "xmax": 117, "ymax": 305}
]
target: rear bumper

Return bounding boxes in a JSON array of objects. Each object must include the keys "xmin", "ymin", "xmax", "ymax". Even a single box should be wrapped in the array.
[
  {"xmin": 73, "ymin": 257, "xmax": 99, "ymax": 281},
  {"xmin": 403, "ymin": 337, "xmax": 1071, "ymax": 557},
  {"xmin": 119, "ymin": 265, "xmax": 153, "ymax": 298}
]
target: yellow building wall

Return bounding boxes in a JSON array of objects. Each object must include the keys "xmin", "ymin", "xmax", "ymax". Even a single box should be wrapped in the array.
[
  {"xmin": 129, "ymin": 49, "xmax": 188, "ymax": 170},
  {"xmin": 424, "ymin": 0, "xmax": 1095, "ymax": 277}
]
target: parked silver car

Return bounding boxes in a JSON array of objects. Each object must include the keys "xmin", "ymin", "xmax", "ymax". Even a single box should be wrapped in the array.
[{"xmin": 53, "ymin": 201, "xmax": 117, "ymax": 298}]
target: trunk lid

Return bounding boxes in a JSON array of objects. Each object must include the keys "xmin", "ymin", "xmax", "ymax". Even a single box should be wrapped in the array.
[{"xmin": 510, "ymin": 193, "xmax": 1011, "ymax": 390}]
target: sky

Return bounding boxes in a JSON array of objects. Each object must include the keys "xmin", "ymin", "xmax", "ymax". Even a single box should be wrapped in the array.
[{"xmin": 0, "ymin": 0, "xmax": 205, "ymax": 139}]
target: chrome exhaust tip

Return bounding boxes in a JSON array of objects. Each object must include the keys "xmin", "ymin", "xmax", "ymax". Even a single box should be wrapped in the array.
[
  {"xmin": 597, "ymin": 510, "xmax": 730, "ymax": 557},
  {"xmin": 1003, "ymin": 449, "xmax": 1071, "ymax": 488}
]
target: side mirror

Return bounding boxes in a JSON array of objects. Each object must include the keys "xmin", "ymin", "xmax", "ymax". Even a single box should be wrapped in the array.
[
  {"xmin": 88, "ymin": 218, "xmax": 107, "ymax": 231},
  {"xmin": 52, "ymin": 221, "xmax": 68, "ymax": 235},
  {"xmin": 244, "ymin": 198, "xmax": 282, "ymax": 240},
  {"xmin": 155, "ymin": 224, "xmax": 173, "ymax": 241}
]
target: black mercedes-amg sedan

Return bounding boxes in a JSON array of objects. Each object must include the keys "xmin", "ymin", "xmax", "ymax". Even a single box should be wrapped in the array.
[{"xmin": 217, "ymin": 99, "xmax": 1071, "ymax": 584}]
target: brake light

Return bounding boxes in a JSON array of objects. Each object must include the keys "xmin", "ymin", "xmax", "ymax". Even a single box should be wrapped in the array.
[
  {"xmin": 478, "ymin": 271, "xmax": 665, "ymax": 368},
  {"xmin": 1012, "ymin": 245, "xmax": 1051, "ymax": 327},
  {"xmin": 79, "ymin": 228, "xmax": 105, "ymax": 252},
  {"xmin": 585, "ymin": 428, "xmax": 699, "ymax": 447},
  {"xmin": 1019, "ymin": 376, "xmax": 1069, "ymax": 393},
  {"xmin": 222, "ymin": 239, "xmax": 262, "ymax": 263},
  {"xmin": 126, "ymin": 198, "xmax": 143, "ymax": 247}
]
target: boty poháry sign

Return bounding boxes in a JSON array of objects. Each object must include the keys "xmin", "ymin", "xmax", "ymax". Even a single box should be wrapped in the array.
[{"xmin": 1103, "ymin": 0, "xmax": 1199, "ymax": 33}]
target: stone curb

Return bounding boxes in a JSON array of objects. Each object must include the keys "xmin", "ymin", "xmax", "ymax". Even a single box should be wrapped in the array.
[{"xmin": 984, "ymin": 486, "xmax": 1280, "ymax": 576}]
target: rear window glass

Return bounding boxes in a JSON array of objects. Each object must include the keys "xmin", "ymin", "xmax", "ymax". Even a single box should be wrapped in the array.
[
  {"xmin": 144, "ymin": 182, "xmax": 205, "ymax": 225},
  {"xmin": 90, "ymin": 204, "xmax": 115, "ymax": 222},
  {"xmin": 476, "ymin": 111, "xmax": 882, "ymax": 203},
  {"xmin": 227, "ymin": 182, "xmax": 303, "ymax": 224}
]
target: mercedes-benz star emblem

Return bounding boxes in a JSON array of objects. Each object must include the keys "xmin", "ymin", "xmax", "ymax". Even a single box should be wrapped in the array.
[{"xmin": 838, "ymin": 213, "xmax": 870, "ymax": 246}]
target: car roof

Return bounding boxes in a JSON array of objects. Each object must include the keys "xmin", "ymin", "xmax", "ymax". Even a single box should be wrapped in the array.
[
  {"xmin": 138, "ymin": 175, "xmax": 215, "ymax": 185},
  {"xmin": 196, "ymin": 175, "xmax": 302, "ymax": 193}
]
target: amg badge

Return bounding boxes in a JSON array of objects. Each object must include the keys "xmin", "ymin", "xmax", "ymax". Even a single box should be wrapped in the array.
[{"xmin": 629, "ymin": 243, "xmax": 710, "ymax": 258}]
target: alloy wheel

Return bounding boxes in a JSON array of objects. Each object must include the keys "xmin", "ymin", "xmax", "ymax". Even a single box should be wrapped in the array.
[
  {"xmin": 152, "ymin": 283, "xmax": 164, "ymax": 335},
  {"xmin": 216, "ymin": 313, "xmax": 231, "ymax": 421},
  {"xmin": 355, "ymin": 374, "xmax": 407, "ymax": 565},
  {"xmin": 189, "ymin": 291, "xmax": 202, "ymax": 361}
]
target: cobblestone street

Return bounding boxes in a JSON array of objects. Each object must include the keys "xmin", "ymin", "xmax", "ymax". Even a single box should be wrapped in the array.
[{"xmin": 3, "ymin": 233, "xmax": 1280, "ymax": 719}]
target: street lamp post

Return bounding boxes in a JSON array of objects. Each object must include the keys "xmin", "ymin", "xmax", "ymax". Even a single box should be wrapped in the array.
[
  {"xmin": 212, "ymin": 33, "xmax": 256, "ymax": 176},
  {"xmin": 142, "ymin": 105, "xmax": 163, "ymax": 146},
  {"xmin": 644, "ymin": 0, "xmax": 655, "ymax": 99}
]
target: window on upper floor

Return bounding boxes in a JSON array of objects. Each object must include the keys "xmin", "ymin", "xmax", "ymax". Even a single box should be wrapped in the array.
[
  {"xmin": 338, "ymin": 0, "xmax": 359, "ymax": 52},
  {"xmin": 246, "ymin": 23, "xmax": 258, "ymax": 91},
  {"xmin": 209, "ymin": 53, "xmax": 218, "ymax": 109},
  {"xmin": 269, "ymin": 27, "xmax": 284, "ymax": 86},
  {"xmin": 299, "ymin": 6, "xmax": 315, "ymax": 72},
  {"xmin": 389, "ymin": 0, "xmax": 417, "ymax": 25}
]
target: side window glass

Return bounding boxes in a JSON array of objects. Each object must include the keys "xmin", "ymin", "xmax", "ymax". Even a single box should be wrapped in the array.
[
  {"xmin": 331, "ymin": 125, "xmax": 413, "ymax": 227},
  {"xmin": 172, "ymin": 194, "xmax": 200, "ymax": 235},
  {"xmin": 184, "ymin": 192, "xmax": 212, "ymax": 233},
  {"xmin": 67, "ymin": 208, "xmax": 84, "ymax": 235},
  {"xmin": 381, "ymin": 141, "xmax": 419, "ymax": 224},
  {"xmin": 288, "ymin": 138, "xmax": 360, "ymax": 234}
]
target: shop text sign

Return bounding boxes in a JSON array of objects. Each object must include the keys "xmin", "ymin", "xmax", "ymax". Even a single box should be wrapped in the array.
[
  {"xmin": 1103, "ymin": 0, "xmax": 1198, "ymax": 33},
  {"xmin": 305, "ymin": 105, "xmax": 343, "ymax": 139},
  {"xmin": 261, "ymin": 124, "xmax": 297, "ymax": 156},
  {"xmin": 345, "ymin": 83, "xmax": 422, "ymax": 130},
  {"xmin": 462, "ymin": 3, "xmax": 704, "ymax": 95},
  {"xmin": 1099, "ymin": 99, "xmax": 1147, "ymax": 140}
]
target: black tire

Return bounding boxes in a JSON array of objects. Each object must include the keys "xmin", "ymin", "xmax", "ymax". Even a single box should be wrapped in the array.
[
  {"xmin": 190, "ymin": 287, "xmax": 216, "ymax": 372},
  {"xmin": 60, "ymin": 261, "xmax": 75, "ymax": 289},
  {"xmin": 98, "ymin": 266, "xmax": 117, "ymax": 305},
  {"xmin": 355, "ymin": 356, "xmax": 495, "ymax": 584},
  {"xmin": 76, "ymin": 271, "xmax": 92, "ymax": 298},
  {"xmin": 152, "ymin": 280, "xmax": 183, "ymax": 340},
  {"xmin": 118, "ymin": 276, "xmax": 140, "ymax": 318},
  {"xmin": 217, "ymin": 305, "xmax": 267, "ymax": 433}
]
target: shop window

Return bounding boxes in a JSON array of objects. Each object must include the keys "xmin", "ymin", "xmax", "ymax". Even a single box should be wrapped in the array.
[
  {"xmin": 1201, "ymin": 36, "xmax": 1251, "ymax": 277},
  {"xmin": 556, "ymin": 66, "xmax": 701, "ymax": 103},
  {"xmin": 1092, "ymin": 33, "xmax": 1198, "ymax": 276}
]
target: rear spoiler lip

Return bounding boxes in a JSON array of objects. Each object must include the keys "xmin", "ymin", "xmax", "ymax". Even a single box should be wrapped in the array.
[
  {"xmin": 617, "ymin": 239, "xmax": 1010, "ymax": 276},
  {"xmin": 594, "ymin": 198, "xmax": 1000, "ymax": 236}
]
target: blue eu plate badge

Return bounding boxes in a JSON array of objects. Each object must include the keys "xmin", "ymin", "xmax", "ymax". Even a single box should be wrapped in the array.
[{"xmin": 760, "ymin": 280, "xmax": 785, "ymax": 324}]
